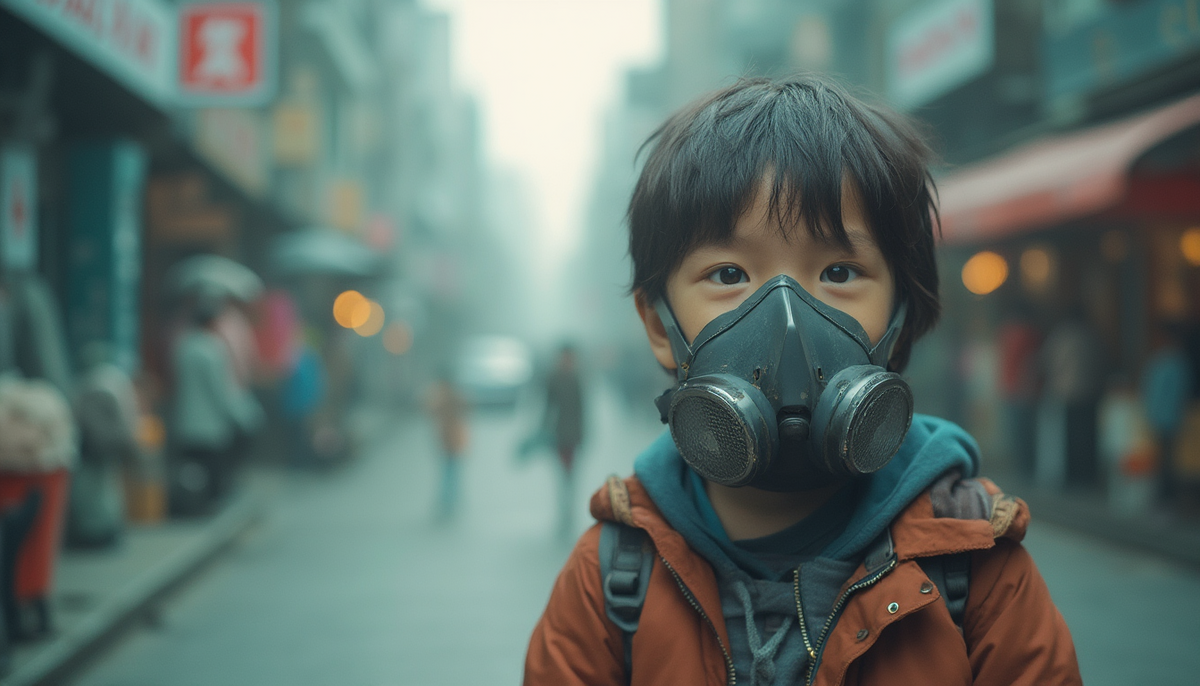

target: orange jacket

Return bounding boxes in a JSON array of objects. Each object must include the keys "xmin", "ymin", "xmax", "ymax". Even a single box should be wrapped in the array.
[{"xmin": 525, "ymin": 475, "xmax": 1081, "ymax": 686}]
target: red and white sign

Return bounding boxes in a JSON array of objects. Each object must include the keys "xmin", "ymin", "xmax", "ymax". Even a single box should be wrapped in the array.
[
  {"xmin": 179, "ymin": 1, "xmax": 275, "ymax": 104},
  {"xmin": 887, "ymin": 0, "xmax": 993, "ymax": 109},
  {"xmin": 0, "ymin": 147, "xmax": 38, "ymax": 271}
]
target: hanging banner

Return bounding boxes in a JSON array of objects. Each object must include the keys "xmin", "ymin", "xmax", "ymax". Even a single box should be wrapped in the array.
[
  {"xmin": 66, "ymin": 141, "xmax": 146, "ymax": 373},
  {"xmin": 0, "ymin": 0, "xmax": 176, "ymax": 108},
  {"xmin": 193, "ymin": 108, "xmax": 268, "ymax": 195},
  {"xmin": 0, "ymin": 146, "xmax": 37, "ymax": 272},
  {"xmin": 178, "ymin": 0, "xmax": 277, "ymax": 106},
  {"xmin": 887, "ymin": 0, "xmax": 994, "ymax": 109}
]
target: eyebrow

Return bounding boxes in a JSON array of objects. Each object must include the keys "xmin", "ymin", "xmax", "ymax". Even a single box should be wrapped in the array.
[
  {"xmin": 794, "ymin": 224, "xmax": 874, "ymax": 255},
  {"xmin": 841, "ymin": 228, "xmax": 873, "ymax": 252}
]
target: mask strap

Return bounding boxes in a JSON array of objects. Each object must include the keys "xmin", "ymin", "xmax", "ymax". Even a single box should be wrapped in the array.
[
  {"xmin": 654, "ymin": 298, "xmax": 693, "ymax": 379},
  {"xmin": 868, "ymin": 299, "xmax": 908, "ymax": 368}
]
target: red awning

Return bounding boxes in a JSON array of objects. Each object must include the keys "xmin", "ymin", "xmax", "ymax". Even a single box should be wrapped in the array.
[{"xmin": 938, "ymin": 92, "xmax": 1200, "ymax": 245}]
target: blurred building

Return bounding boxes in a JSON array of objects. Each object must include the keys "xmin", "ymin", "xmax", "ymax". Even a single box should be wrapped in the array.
[
  {"xmin": 931, "ymin": 0, "xmax": 1200, "ymax": 504},
  {"xmin": 575, "ymin": 66, "xmax": 670, "ymax": 407},
  {"xmin": 0, "ymin": 0, "xmax": 486, "ymax": 429},
  {"xmin": 376, "ymin": 5, "xmax": 485, "ymax": 401},
  {"xmin": 584, "ymin": 0, "xmax": 1200, "ymax": 506}
]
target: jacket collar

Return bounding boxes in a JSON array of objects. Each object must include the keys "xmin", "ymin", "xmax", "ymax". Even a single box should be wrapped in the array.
[
  {"xmin": 887, "ymin": 477, "xmax": 1028, "ymax": 560},
  {"xmin": 590, "ymin": 473, "xmax": 1030, "ymax": 604}
]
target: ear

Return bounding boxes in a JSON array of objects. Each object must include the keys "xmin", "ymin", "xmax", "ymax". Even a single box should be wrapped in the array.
[{"xmin": 635, "ymin": 291, "xmax": 678, "ymax": 371}]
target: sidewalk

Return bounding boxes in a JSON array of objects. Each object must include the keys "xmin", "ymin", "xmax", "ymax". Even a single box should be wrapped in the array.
[
  {"xmin": 1001, "ymin": 477, "xmax": 1200, "ymax": 569},
  {"xmin": 0, "ymin": 492, "xmax": 263, "ymax": 686},
  {"xmin": 1, "ymin": 402, "xmax": 394, "ymax": 686}
]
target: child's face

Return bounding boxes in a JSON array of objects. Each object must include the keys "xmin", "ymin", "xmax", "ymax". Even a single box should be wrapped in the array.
[{"xmin": 640, "ymin": 182, "xmax": 895, "ymax": 370}]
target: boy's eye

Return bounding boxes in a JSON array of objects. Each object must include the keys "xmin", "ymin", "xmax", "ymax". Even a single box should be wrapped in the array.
[
  {"xmin": 707, "ymin": 267, "xmax": 748, "ymax": 285},
  {"xmin": 821, "ymin": 265, "xmax": 860, "ymax": 284}
]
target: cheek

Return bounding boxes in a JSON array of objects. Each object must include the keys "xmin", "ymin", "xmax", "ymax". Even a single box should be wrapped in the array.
[
  {"xmin": 673, "ymin": 301, "xmax": 715, "ymax": 344},
  {"xmin": 859, "ymin": 288, "xmax": 896, "ymax": 345},
  {"xmin": 667, "ymin": 286, "xmax": 735, "ymax": 344}
]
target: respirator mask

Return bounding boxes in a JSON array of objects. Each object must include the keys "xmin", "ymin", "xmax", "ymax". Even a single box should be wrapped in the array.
[{"xmin": 654, "ymin": 275, "xmax": 913, "ymax": 491}]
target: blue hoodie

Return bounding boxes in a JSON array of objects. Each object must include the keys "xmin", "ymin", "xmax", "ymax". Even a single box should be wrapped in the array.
[{"xmin": 633, "ymin": 414, "xmax": 980, "ymax": 686}]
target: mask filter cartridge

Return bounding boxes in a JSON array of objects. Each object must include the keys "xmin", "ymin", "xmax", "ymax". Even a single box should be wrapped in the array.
[
  {"xmin": 809, "ymin": 365, "xmax": 913, "ymax": 477},
  {"xmin": 665, "ymin": 374, "xmax": 777, "ymax": 486}
]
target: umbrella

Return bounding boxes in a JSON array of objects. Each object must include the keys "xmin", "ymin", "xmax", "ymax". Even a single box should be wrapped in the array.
[
  {"xmin": 270, "ymin": 227, "xmax": 383, "ymax": 278},
  {"xmin": 168, "ymin": 255, "xmax": 264, "ymax": 302}
]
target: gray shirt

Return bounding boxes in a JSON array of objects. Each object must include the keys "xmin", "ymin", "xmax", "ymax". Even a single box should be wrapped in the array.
[{"xmin": 686, "ymin": 473, "xmax": 862, "ymax": 685}]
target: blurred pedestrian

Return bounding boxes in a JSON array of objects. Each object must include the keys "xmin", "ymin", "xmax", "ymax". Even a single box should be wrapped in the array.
[
  {"xmin": 0, "ymin": 376, "xmax": 75, "ymax": 640},
  {"xmin": 0, "ymin": 377, "xmax": 76, "ymax": 475},
  {"xmin": 213, "ymin": 301, "xmax": 260, "ymax": 388},
  {"xmin": 542, "ymin": 344, "xmax": 584, "ymax": 539},
  {"xmin": 1141, "ymin": 322, "xmax": 1192, "ymax": 505},
  {"xmin": 997, "ymin": 313, "xmax": 1042, "ymax": 477},
  {"xmin": 959, "ymin": 313, "xmax": 1000, "ymax": 461},
  {"xmin": 1037, "ymin": 313, "xmax": 1103, "ymax": 489},
  {"xmin": 67, "ymin": 343, "xmax": 139, "ymax": 548},
  {"xmin": 212, "ymin": 300, "xmax": 262, "ymax": 476},
  {"xmin": 280, "ymin": 329, "xmax": 327, "ymax": 468},
  {"xmin": 170, "ymin": 288, "xmax": 263, "ymax": 515},
  {"xmin": 426, "ymin": 372, "xmax": 468, "ymax": 520}
]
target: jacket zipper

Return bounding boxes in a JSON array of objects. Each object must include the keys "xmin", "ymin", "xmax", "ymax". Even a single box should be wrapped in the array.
[
  {"xmin": 796, "ymin": 559, "xmax": 898, "ymax": 686},
  {"xmin": 792, "ymin": 568, "xmax": 817, "ymax": 663},
  {"xmin": 659, "ymin": 555, "xmax": 737, "ymax": 686}
]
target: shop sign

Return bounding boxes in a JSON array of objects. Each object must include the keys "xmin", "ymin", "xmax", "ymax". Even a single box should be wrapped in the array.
[
  {"xmin": 328, "ymin": 179, "xmax": 364, "ymax": 233},
  {"xmin": 145, "ymin": 174, "xmax": 236, "ymax": 242},
  {"xmin": 1044, "ymin": 0, "xmax": 1200, "ymax": 103},
  {"xmin": 178, "ymin": 0, "xmax": 277, "ymax": 106},
  {"xmin": 886, "ymin": 0, "xmax": 994, "ymax": 109},
  {"xmin": 0, "ymin": 146, "xmax": 37, "ymax": 271},
  {"xmin": 193, "ymin": 108, "xmax": 268, "ymax": 196},
  {"xmin": 0, "ymin": 0, "xmax": 175, "ymax": 107},
  {"xmin": 272, "ymin": 101, "xmax": 319, "ymax": 166}
]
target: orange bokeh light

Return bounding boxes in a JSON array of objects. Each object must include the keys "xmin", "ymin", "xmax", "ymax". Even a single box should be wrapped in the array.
[
  {"xmin": 1019, "ymin": 247, "xmax": 1053, "ymax": 291},
  {"xmin": 961, "ymin": 251, "xmax": 1008, "ymax": 296},
  {"xmin": 1181, "ymin": 227, "xmax": 1200, "ymax": 266},
  {"xmin": 333, "ymin": 290, "xmax": 371, "ymax": 329},
  {"xmin": 354, "ymin": 301, "xmax": 386, "ymax": 337}
]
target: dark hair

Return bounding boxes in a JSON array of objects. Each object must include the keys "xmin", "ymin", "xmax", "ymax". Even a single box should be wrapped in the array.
[{"xmin": 627, "ymin": 75, "xmax": 940, "ymax": 371}]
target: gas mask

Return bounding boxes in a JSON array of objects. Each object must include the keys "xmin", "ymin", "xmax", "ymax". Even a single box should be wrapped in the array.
[{"xmin": 654, "ymin": 275, "xmax": 913, "ymax": 491}]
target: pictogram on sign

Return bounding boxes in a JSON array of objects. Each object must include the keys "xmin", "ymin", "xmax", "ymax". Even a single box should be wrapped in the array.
[{"xmin": 178, "ymin": 1, "xmax": 276, "ymax": 106}]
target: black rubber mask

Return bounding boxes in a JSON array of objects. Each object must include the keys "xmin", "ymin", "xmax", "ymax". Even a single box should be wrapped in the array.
[{"xmin": 654, "ymin": 275, "xmax": 913, "ymax": 492}]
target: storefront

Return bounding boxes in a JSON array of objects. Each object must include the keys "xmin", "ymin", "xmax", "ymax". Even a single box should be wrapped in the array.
[
  {"xmin": 936, "ymin": 92, "xmax": 1200, "ymax": 505},
  {"xmin": 0, "ymin": 0, "xmax": 174, "ymax": 383}
]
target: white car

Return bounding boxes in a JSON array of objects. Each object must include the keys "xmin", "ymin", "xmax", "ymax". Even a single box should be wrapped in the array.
[{"xmin": 454, "ymin": 336, "xmax": 534, "ymax": 407}]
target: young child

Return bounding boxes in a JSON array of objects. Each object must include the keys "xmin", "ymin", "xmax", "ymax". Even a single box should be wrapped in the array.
[{"xmin": 523, "ymin": 76, "xmax": 1081, "ymax": 686}]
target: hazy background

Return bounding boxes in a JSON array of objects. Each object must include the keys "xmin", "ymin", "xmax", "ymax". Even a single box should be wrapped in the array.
[{"xmin": 0, "ymin": 0, "xmax": 1198, "ymax": 683}]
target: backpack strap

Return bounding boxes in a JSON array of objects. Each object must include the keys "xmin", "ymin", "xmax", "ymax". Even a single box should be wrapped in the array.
[
  {"xmin": 917, "ymin": 551, "xmax": 972, "ymax": 633},
  {"xmin": 599, "ymin": 520, "xmax": 654, "ymax": 674}
]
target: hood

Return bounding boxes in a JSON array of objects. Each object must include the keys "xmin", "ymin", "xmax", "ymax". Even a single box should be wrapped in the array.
[{"xmin": 621, "ymin": 414, "xmax": 981, "ymax": 574}]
